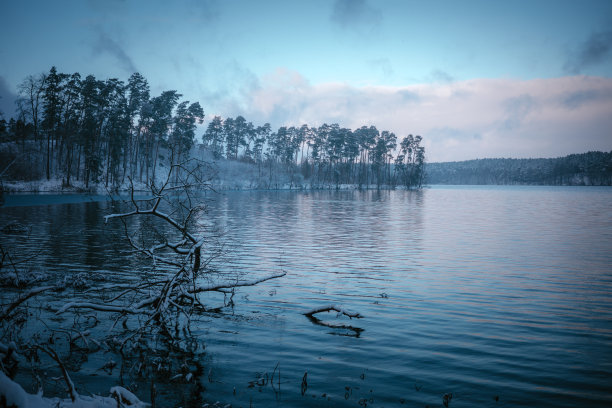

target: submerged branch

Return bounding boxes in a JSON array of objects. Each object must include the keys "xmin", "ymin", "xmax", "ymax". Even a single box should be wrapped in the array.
[
  {"xmin": 57, "ymin": 273, "xmax": 287, "ymax": 316},
  {"xmin": 0, "ymin": 285, "xmax": 55, "ymax": 321},
  {"xmin": 56, "ymin": 296, "xmax": 156, "ymax": 315}
]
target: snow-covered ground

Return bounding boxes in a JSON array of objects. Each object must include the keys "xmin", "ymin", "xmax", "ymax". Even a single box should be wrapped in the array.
[{"xmin": 0, "ymin": 370, "xmax": 148, "ymax": 408}]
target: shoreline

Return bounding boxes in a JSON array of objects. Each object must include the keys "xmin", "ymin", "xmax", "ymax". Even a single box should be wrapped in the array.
[{"xmin": 0, "ymin": 178, "xmax": 421, "ymax": 195}]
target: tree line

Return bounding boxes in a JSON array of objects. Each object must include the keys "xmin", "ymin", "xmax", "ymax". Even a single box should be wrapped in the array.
[
  {"xmin": 0, "ymin": 67, "xmax": 202, "ymax": 189},
  {"xmin": 0, "ymin": 67, "xmax": 425, "ymax": 190},
  {"xmin": 202, "ymin": 117, "xmax": 425, "ymax": 188},
  {"xmin": 425, "ymin": 152, "xmax": 612, "ymax": 186}
]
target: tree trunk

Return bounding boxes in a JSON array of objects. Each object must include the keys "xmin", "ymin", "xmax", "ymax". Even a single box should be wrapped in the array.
[{"xmin": 46, "ymin": 134, "xmax": 51, "ymax": 180}]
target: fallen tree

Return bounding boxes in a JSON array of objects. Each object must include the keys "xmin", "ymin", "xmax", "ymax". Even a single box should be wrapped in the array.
[
  {"xmin": 56, "ymin": 156, "xmax": 285, "ymax": 337},
  {"xmin": 1, "ymin": 155, "xmax": 286, "ymax": 405}
]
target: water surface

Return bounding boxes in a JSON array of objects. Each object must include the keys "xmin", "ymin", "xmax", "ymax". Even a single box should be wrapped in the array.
[{"xmin": 2, "ymin": 186, "xmax": 611, "ymax": 407}]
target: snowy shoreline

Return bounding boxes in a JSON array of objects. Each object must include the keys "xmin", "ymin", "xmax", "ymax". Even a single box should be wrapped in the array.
[{"xmin": 1, "ymin": 178, "xmax": 409, "ymax": 195}]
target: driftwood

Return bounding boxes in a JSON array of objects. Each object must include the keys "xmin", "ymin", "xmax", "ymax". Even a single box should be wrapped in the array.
[
  {"xmin": 304, "ymin": 305, "xmax": 364, "ymax": 336},
  {"xmin": 304, "ymin": 305, "xmax": 362, "ymax": 319}
]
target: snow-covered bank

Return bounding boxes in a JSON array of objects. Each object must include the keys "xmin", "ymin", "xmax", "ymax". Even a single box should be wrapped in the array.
[
  {"xmin": 1, "ymin": 174, "xmax": 411, "ymax": 195},
  {"xmin": 0, "ymin": 371, "xmax": 148, "ymax": 408},
  {"xmin": 2, "ymin": 178, "xmax": 103, "ymax": 194},
  {"xmin": 0, "ymin": 146, "xmax": 424, "ymax": 195}
]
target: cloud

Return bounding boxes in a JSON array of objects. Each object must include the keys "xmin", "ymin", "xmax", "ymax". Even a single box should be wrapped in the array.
[
  {"xmin": 196, "ymin": 60, "xmax": 261, "ymax": 118},
  {"xmin": 215, "ymin": 72, "xmax": 612, "ymax": 162},
  {"xmin": 429, "ymin": 127, "xmax": 482, "ymax": 142},
  {"xmin": 330, "ymin": 0, "xmax": 382, "ymax": 31},
  {"xmin": 561, "ymin": 88, "xmax": 612, "ymax": 109},
  {"xmin": 396, "ymin": 89, "xmax": 420, "ymax": 102},
  {"xmin": 0, "ymin": 76, "xmax": 18, "ymax": 119},
  {"xmin": 503, "ymin": 94, "xmax": 536, "ymax": 130},
  {"xmin": 564, "ymin": 30, "xmax": 612, "ymax": 74},
  {"xmin": 93, "ymin": 31, "xmax": 137, "ymax": 74}
]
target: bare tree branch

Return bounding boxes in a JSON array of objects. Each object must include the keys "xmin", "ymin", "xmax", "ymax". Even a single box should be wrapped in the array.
[
  {"xmin": 37, "ymin": 346, "xmax": 78, "ymax": 402},
  {"xmin": 304, "ymin": 305, "xmax": 364, "ymax": 336},
  {"xmin": 191, "ymin": 272, "xmax": 287, "ymax": 294},
  {"xmin": 304, "ymin": 305, "xmax": 363, "ymax": 319},
  {"xmin": 0, "ymin": 286, "xmax": 55, "ymax": 321}
]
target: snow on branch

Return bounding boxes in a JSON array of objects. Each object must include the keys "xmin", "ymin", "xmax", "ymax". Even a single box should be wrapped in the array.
[
  {"xmin": 110, "ymin": 386, "xmax": 147, "ymax": 407},
  {"xmin": 190, "ymin": 271, "xmax": 287, "ymax": 294},
  {"xmin": 56, "ymin": 302, "xmax": 137, "ymax": 315},
  {"xmin": 104, "ymin": 204, "xmax": 197, "ymax": 244},
  {"xmin": 56, "ymin": 273, "xmax": 287, "ymax": 315},
  {"xmin": 0, "ymin": 370, "xmax": 149, "ymax": 407},
  {"xmin": 304, "ymin": 305, "xmax": 363, "ymax": 319},
  {"xmin": 56, "ymin": 296, "xmax": 155, "ymax": 315},
  {"xmin": 37, "ymin": 345, "xmax": 78, "ymax": 402}
]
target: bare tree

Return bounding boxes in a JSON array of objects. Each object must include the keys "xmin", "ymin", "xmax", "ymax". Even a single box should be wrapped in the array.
[
  {"xmin": 17, "ymin": 73, "xmax": 46, "ymax": 147},
  {"xmin": 59, "ymin": 155, "xmax": 284, "ymax": 325},
  {"xmin": 1, "ymin": 154, "xmax": 286, "ymax": 405}
]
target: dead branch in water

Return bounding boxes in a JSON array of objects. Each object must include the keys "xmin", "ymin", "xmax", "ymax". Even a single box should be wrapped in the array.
[
  {"xmin": 2, "ymin": 152, "xmax": 287, "ymax": 403},
  {"xmin": 304, "ymin": 305, "xmax": 363, "ymax": 319},
  {"xmin": 53, "ymin": 152, "xmax": 287, "ymax": 391},
  {"xmin": 304, "ymin": 305, "xmax": 364, "ymax": 337}
]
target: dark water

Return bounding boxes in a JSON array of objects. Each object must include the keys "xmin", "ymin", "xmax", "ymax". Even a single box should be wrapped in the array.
[{"xmin": 1, "ymin": 186, "xmax": 611, "ymax": 407}]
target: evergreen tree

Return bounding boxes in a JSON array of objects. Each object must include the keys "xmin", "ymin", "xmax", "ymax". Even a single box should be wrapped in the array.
[
  {"xmin": 223, "ymin": 117, "xmax": 236, "ymax": 159},
  {"xmin": 171, "ymin": 101, "xmax": 204, "ymax": 158},
  {"xmin": 79, "ymin": 75, "xmax": 103, "ymax": 187},
  {"xmin": 126, "ymin": 73, "xmax": 150, "ymax": 180},
  {"xmin": 149, "ymin": 90, "xmax": 181, "ymax": 181},
  {"xmin": 203, "ymin": 116, "xmax": 224, "ymax": 159},
  {"xmin": 41, "ymin": 66, "xmax": 64, "ymax": 180}
]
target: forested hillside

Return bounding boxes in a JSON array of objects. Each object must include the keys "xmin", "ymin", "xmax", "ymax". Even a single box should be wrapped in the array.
[
  {"xmin": 0, "ymin": 67, "xmax": 425, "ymax": 192},
  {"xmin": 426, "ymin": 152, "xmax": 612, "ymax": 185}
]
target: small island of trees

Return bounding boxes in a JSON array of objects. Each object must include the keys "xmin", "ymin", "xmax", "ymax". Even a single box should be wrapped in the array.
[{"xmin": 0, "ymin": 67, "xmax": 426, "ymax": 192}]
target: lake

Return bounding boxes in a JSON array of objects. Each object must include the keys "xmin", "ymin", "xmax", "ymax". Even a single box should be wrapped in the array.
[{"xmin": 1, "ymin": 186, "xmax": 611, "ymax": 407}]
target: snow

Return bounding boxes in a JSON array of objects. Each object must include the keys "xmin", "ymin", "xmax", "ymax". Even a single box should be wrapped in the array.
[
  {"xmin": 0, "ymin": 371, "xmax": 149, "ymax": 408},
  {"xmin": 109, "ymin": 386, "xmax": 143, "ymax": 406},
  {"xmin": 1, "ymin": 146, "xmax": 386, "ymax": 197},
  {"xmin": 0, "ymin": 371, "xmax": 43, "ymax": 408},
  {"xmin": 0, "ymin": 269, "xmax": 49, "ymax": 288}
]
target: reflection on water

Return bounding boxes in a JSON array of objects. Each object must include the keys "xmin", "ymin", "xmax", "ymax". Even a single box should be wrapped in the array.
[{"xmin": 1, "ymin": 186, "xmax": 612, "ymax": 407}]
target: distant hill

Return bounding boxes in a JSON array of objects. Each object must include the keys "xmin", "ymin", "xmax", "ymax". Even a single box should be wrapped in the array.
[{"xmin": 425, "ymin": 151, "xmax": 612, "ymax": 186}]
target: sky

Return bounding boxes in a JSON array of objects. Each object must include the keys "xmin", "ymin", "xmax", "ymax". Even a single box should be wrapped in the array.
[{"xmin": 1, "ymin": 0, "xmax": 611, "ymax": 162}]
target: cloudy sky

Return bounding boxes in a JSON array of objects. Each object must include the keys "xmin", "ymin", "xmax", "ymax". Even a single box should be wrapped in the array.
[{"xmin": 1, "ymin": 0, "xmax": 611, "ymax": 162}]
